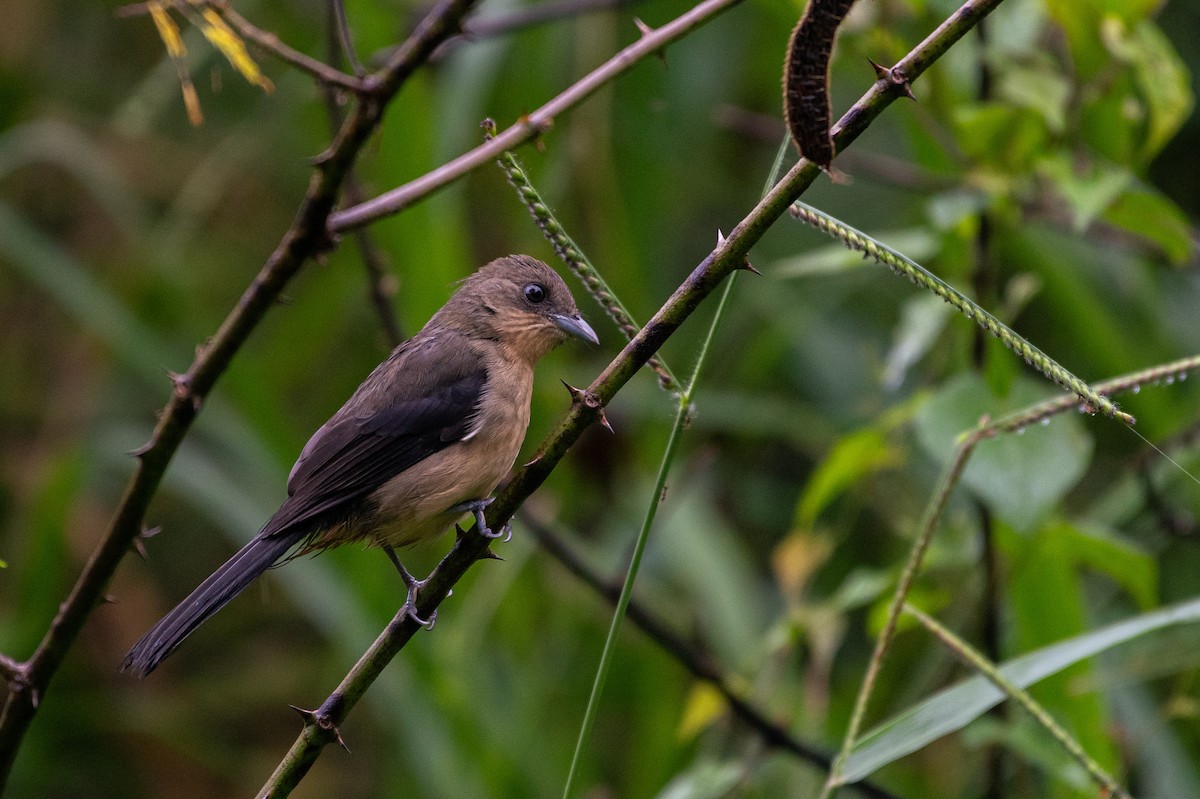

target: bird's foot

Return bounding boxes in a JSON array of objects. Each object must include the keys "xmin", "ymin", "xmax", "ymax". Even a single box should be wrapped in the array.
[
  {"xmin": 383, "ymin": 546, "xmax": 436, "ymax": 629},
  {"xmin": 450, "ymin": 498, "xmax": 513, "ymax": 542}
]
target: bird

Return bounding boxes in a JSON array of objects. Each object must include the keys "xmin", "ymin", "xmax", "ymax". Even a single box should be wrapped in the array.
[{"xmin": 122, "ymin": 254, "xmax": 598, "ymax": 677}]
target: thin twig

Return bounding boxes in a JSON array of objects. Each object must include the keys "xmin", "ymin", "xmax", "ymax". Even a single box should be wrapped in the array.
[
  {"xmin": 466, "ymin": 0, "xmax": 637, "ymax": 38},
  {"xmin": 0, "ymin": 656, "xmax": 21, "ymax": 683},
  {"xmin": 322, "ymin": 0, "xmax": 404, "ymax": 346},
  {"xmin": 328, "ymin": 0, "xmax": 364, "ymax": 76}
]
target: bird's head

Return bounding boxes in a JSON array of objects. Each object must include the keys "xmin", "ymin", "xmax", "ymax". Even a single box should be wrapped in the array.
[{"xmin": 437, "ymin": 255, "xmax": 599, "ymax": 362}]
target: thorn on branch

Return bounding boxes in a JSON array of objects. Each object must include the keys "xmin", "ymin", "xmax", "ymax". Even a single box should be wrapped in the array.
[
  {"xmin": 289, "ymin": 705, "xmax": 350, "ymax": 751},
  {"xmin": 132, "ymin": 527, "xmax": 161, "ymax": 559},
  {"xmin": 480, "ymin": 548, "xmax": 504, "ymax": 561},
  {"xmin": 868, "ymin": 58, "xmax": 915, "ymax": 100},
  {"xmin": 128, "ymin": 440, "xmax": 154, "ymax": 459},
  {"xmin": 634, "ymin": 18, "xmax": 668, "ymax": 65},
  {"xmin": 167, "ymin": 370, "xmax": 190, "ymax": 397},
  {"xmin": 562, "ymin": 381, "xmax": 614, "ymax": 433}
]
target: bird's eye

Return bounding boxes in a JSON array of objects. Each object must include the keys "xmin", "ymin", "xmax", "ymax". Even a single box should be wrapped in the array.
[{"xmin": 523, "ymin": 283, "xmax": 547, "ymax": 304}]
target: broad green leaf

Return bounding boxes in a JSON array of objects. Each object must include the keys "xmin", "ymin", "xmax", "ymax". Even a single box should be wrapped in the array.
[
  {"xmin": 998, "ymin": 62, "xmax": 1071, "ymax": 134},
  {"xmin": 1004, "ymin": 521, "xmax": 1118, "ymax": 776},
  {"xmin": 1038, "ymin": 155, "xmax": 1132, "ymax": 231},
  {"xmin": 1102, "ymin": 18, "xmax": 1194, "ymax": 161},
  {"xmin": 1102, "ymin": 187, "xmax": 1194, "ymax": 264},
  {"xmin": 882, "ymin": 295, "xmax": 952, "ymax": 391},
  {"xmin": 794, "ymin": 428, "xmax": 903, "ymax": 530},
  {"xmin": 655, "ymin": 760, "xmax": 744, "ymax": 799},
  {"xmin": 914, "ymin": 374, "xmax": 1093, "ymax": 531},
  {"xmin": 1043, "ymin": 0, "xmax": 1160, "ymax": 78},
  {"xmin": 952, "ymin": 103, "xmax": 1048, "ymax": 172},
  {"xmin": 840, "ymin": 597, "xmax": 1200, "ymax": 782}
]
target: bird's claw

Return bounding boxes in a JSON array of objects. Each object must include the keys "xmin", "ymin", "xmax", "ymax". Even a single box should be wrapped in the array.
[
  {"xmin": 384, "ymin": 546, "xmax": 436, "ymax": 629},
  {"xmin": 452, "ymin": 498, "xmax": 512, "ymax": 542}
]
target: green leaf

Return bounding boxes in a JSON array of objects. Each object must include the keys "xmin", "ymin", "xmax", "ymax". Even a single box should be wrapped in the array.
[
  {"xmin": 914, "ymin": 374, "xmax": 1093, "ymax": 531},
  {"xmin": 1038, "ymin": 155, "xmax": 1132, "ymax": 231},
  {"xmin": 998, "ymin": 62, "xmax": 1072, "ymax": 135},
  {"xmin": 840, "ymin": 597, "xmax": 1200, "ymax": 782},
  {"xmin": 794, "ymin": 428, "xmax": 903, "ymax": 530},
  {"xmin": 655, "ymin": 760, "xmax": 743, "ymax": 799},
  {"xmin": 1102, "ymin": 18, "xmax": 1194, "ymax": 161},
  {"xmin": 1061, "ymin": 524, "xmax": 1157, "ymax": 610},
  {"xmin": 952, "ymin": 103, "xmax": 1048, "ymax": 172},
  {"xmin": 1102, "ymin": 187, "xmax": 1195, "ymax": 264},
  {"xmin": 882, "ymin": 295, "xmax": 952, "ymax": 391}
]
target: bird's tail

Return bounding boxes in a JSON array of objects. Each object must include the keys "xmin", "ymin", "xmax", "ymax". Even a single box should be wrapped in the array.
[{"xmin": 121, "ymin": 533, "xmax": 299, "ymax": 678}]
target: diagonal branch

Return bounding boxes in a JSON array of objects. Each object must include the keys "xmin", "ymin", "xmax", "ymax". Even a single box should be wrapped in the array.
[
  {"xmin": 0, "ymin": 0, "xmax": 480, "ymax": 786},
  {"xmin": 263, "ymin": 0, "xmax": 1009, "ymax": 786}
]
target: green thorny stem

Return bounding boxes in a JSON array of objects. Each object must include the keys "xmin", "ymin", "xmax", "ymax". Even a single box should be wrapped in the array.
[
  {"xmin": 906, "ymin": 605, "xmax": 1134, "ymax": 799},
  {"xmin": 788, "ymin": 200, "xmax": 1135, "ymax": 426},
  {"xmin": 482, "ymin": 118, "xmax": 679, "ymax": 392}
]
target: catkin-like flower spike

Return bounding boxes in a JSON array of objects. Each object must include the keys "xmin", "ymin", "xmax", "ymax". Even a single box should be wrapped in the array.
[
  {"xmin": 987, "ymin": 353, "xmax": 1200, "ymax": 435},
  {"xmin": 482, "ymin": 119, "xmax": 679, "ymax": 392},
  {"xmin": 788, "ymin": 200, "xmax": 1134, "ymax": 425}
]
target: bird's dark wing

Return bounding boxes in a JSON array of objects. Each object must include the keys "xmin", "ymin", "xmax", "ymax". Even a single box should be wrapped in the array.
[{"xmin": 262, "ymin": 334, "xmax": 487, "ymax": 539}]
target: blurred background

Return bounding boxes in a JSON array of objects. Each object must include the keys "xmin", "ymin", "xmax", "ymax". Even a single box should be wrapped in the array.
[{"xmin": 2, "ymin": 0, "xmax": 1200, "ymax": 796}]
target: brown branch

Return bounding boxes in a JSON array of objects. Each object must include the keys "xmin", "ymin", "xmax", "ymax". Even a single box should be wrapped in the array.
[{"xmin": 0, "ymin": 0, "xmax": 480, "ymax": 787}]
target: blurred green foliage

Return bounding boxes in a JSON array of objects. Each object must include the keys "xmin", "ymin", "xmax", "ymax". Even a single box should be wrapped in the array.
[{"xmin": 2, "ymin": 0, "xmax": 1200, "ymax": 797}]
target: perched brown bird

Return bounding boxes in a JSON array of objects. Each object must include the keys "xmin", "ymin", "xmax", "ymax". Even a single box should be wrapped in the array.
[{"xmin": 122, "ymin": 255, "xmax": 597, "ymax": 677}]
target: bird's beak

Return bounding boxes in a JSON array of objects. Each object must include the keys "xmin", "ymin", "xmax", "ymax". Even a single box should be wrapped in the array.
[{"xmin": 551, "ymin": 313, "xmax": 599, "ymax": 345}]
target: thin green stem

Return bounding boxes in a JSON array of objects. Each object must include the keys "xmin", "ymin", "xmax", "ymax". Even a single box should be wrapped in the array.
[
  {"xmin": 789, "ymin": 200, "xmax": 1134, "ymax": 425},
  {"xmin": 822, "ymin": 425, "xmax": 984, "ymax": 797},
  {"xmin": 906, "ymin": 605, "xmax": 1133, "ymax": 799},
  {"xmin": 562, "ymin": 275, "xmax": 742, "ymax": 799}
]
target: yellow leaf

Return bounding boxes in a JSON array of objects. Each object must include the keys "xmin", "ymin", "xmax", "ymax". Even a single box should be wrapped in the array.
[
  {"xmin": 148, "ymin": 2, "xmax": 186, "ymax": 58},
  {"xmin": 199, "ymin": 9, "xmax": 274, "ymax": 93},
  {"xmin": 677, "ymin": 683, "xmax": 728, "ymax": 741},
  {"xmin": 772, "ymin": 531, "xmax": 832, "ymax": 605},
  {"xmin": 181, "ymin": 81, "xmax": 204, "ymax": 126}
]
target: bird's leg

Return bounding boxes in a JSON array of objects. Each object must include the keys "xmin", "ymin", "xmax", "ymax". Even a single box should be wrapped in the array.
[
  {"xmin": 383, "ymin": 545, "xmax": 436, "ymax": 629},
  {"xmin": 448, "ymin": 497, "xmax": 513, "ymax": 542}
]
